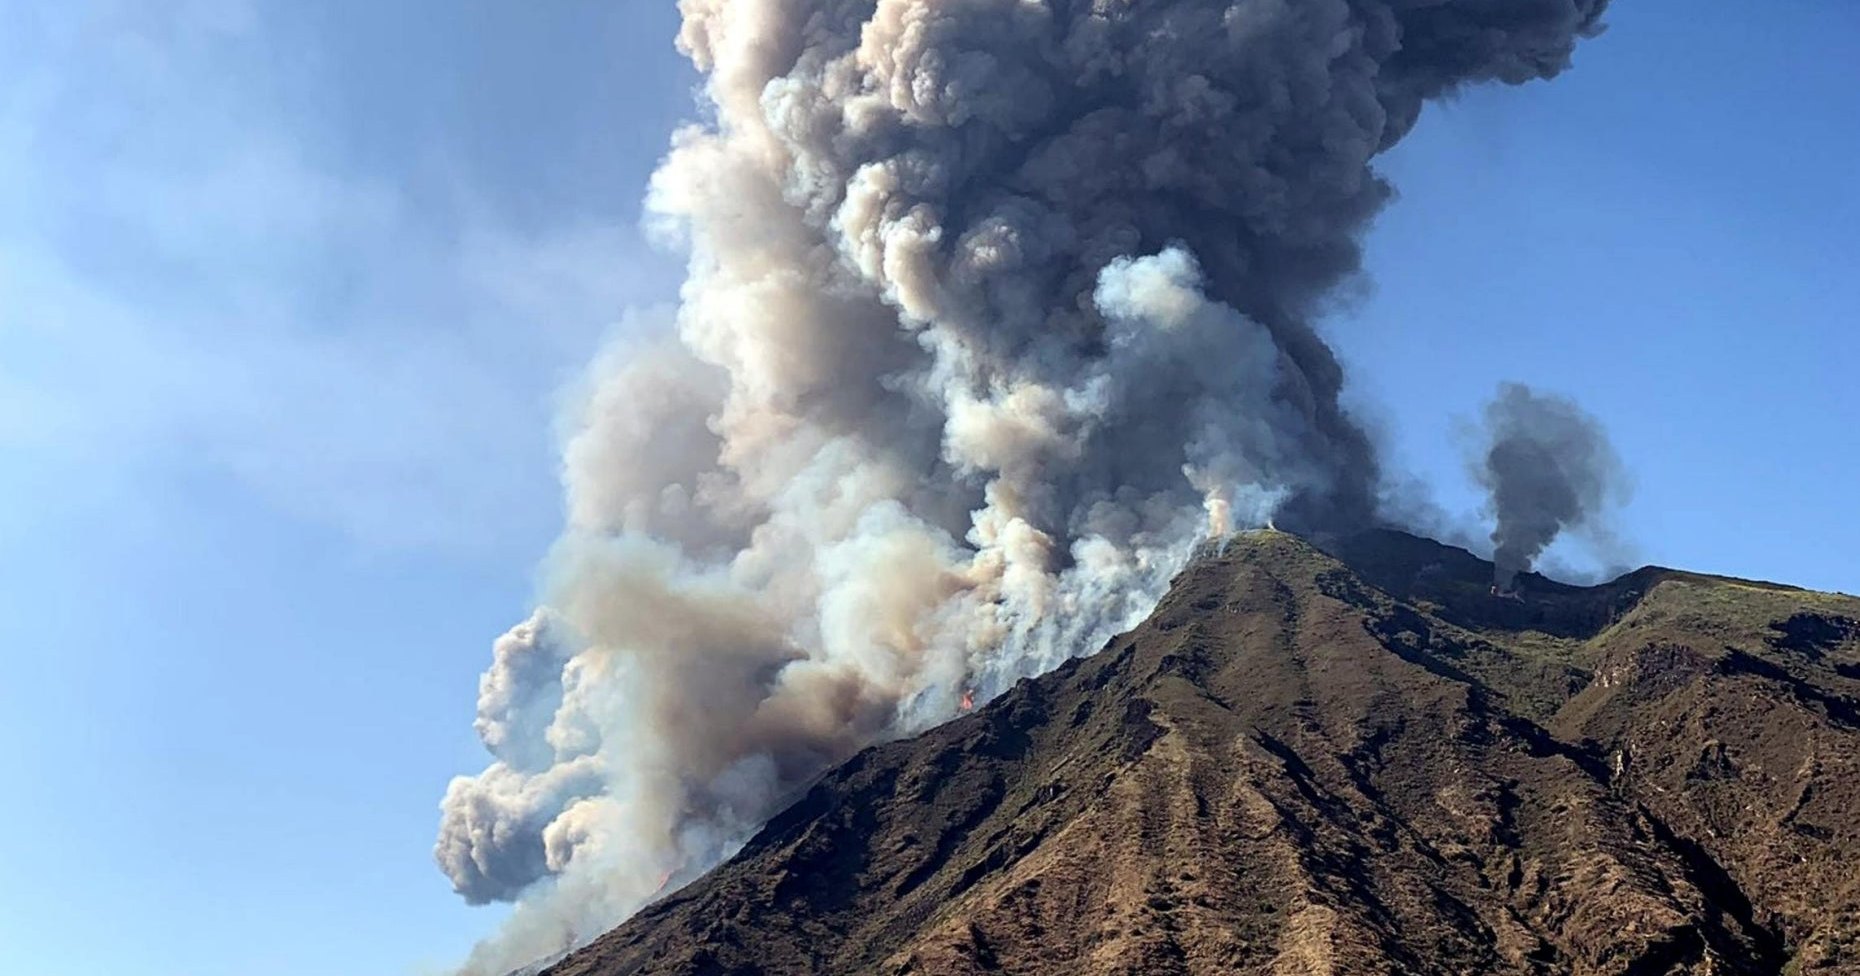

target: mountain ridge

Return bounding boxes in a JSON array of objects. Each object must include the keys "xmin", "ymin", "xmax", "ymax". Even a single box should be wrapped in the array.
[{"xmin": 541, "ymin": 529, "xmax": 1860, "ymax": 975}]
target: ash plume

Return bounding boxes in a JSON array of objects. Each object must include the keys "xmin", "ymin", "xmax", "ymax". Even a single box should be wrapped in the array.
[
  {"xmin": 1477, "ymin": 382, "xmax": 1628, "ymax": 590},
  {"xmin": 435, "ymin": 1, "xmax": 1609, "ymax": 971}
]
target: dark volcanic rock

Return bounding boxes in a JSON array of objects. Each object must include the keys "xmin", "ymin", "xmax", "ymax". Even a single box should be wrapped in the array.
[{"xmin": 544, "ymin": 531, "xmax": 1860, "ymax": 976}]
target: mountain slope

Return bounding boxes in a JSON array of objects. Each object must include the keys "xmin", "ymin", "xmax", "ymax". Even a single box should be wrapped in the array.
[{"xmin": 544, "ymin": 530, "xmax": 1860, "ymax": 975}]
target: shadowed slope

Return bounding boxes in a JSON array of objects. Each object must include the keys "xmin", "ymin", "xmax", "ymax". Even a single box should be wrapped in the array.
[{"xmin": 545, "ymin": 531, "xmax": 1860, "ymax": 976}]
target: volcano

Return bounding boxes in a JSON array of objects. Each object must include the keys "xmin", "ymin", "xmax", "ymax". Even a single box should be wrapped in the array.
[{"xmin": 539, "ymin": 530, "xmax": 1860, "ymax": 975}]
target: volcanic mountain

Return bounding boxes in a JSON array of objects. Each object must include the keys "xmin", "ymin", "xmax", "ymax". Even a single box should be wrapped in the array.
[{"xmin": 541, "ymin": 530, "xmax": 1860, "ymax": 975}]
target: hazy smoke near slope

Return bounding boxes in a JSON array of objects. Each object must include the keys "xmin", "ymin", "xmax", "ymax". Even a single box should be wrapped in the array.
[
  {"xmin": 436, "ymin": 1, "xmax": 1609, "ymax": 970},
  {"xmin": 1478, "ymin": 382, "xmax": 1627, "ymax": 590}
]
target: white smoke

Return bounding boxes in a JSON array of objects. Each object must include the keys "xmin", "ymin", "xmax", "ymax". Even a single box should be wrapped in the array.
[{"xmin": 434, "ymin": 1, "xmax": 1610, "ymax": 971}]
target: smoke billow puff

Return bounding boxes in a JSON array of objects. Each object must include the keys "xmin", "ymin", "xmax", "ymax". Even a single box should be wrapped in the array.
[
  {"xmin": 435, "ymin": 1, "xmax": 1609, "ymax": 970},
  {"xmin": 1477, "ymin": 382, "xmax": 1628, "ymax": 590}
]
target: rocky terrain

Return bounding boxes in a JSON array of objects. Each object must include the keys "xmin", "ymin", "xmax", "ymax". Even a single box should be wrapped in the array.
[{"xmin": 542, "ymin": 530, "xmax": 1860, "ymax": 975}]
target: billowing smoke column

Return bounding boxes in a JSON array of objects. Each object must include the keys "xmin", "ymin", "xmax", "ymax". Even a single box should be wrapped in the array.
[
  {"xmin": 1478, "ymin": 382, "xmax": 1627, "ymax": 591},
  {"xmin": 436, "ymin": 1, "xmax": 1608, "ymax": 970}
]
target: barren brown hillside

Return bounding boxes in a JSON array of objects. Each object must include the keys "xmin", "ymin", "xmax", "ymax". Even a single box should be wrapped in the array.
[{"xmin": 544, "ymin": 530, "xmax": 1860, "ymax": 975}]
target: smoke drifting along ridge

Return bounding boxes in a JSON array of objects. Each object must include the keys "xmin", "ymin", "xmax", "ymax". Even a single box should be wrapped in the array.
[
  {"xmin": 1478, "ymin": 382, "xmax": 1628, "ymax": 590},
  {"xmin": 436, "ymin": 1, "xmax": 1609, "ymax": 971}
]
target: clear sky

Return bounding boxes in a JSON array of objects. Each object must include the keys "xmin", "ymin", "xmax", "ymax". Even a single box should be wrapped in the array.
[{"xmin": 0, "ymin": 3, "xmax": 1853, "ymax": 975}]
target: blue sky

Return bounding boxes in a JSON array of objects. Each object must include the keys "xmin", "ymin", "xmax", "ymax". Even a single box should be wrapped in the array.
[{"xmin": 0, "ymin": 3, "xmax": 1853, "ymax": 975}]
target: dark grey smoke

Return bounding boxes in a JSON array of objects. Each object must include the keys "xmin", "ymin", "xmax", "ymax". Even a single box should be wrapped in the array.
[
  {"xmin": 437, "ymin": 2, "xmax": 1612, "ymax": 971},
  {"xmin": 1478, "ymin": 382, "xmax": 1627, "ymax": 589}
]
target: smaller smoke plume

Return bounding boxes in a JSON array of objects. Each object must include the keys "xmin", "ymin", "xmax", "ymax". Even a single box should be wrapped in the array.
[{"xmin": 1476, "ymin": 383, "xmax": 1627, "ymax": 589}]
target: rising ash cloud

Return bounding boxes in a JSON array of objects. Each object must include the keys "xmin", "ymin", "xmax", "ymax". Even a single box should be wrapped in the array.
[{"xmin": 433, "ymin": 1, "xmax": 1612, "ymax": 971}]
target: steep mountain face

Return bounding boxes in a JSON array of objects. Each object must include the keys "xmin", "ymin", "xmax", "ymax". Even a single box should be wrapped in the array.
[{"xmin": 543, "ymin": 531, "xmax": 1860, "ymax": 976}]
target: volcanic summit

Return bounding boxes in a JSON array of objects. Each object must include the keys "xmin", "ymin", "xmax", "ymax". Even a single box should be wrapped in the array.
[{"xmin": 532, "ymin": 530, "xmax": 1860, "ymax": 975}]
